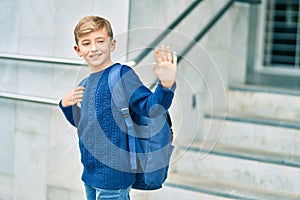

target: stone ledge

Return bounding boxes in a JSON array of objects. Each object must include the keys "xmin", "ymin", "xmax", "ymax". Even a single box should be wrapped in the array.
[
  {"xmin": 183, "ymin": 142, "xmax": 300, "ymax": 168},
  {"xmin": 229, "ymin": 84, "xmax": 300, "ymax": 96},
  {"xmin": 165, "ymin": 173, "xmax": 300, "ymax": 200},
  {"xmin": 204, "ymin": 112, "xmax": 300, "ymax": 130}
]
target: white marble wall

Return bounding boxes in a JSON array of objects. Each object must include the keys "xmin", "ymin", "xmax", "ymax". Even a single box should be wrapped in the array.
[
  {"xmin": 0, "ymin": 99, "xmax": 15, "ymax": 200},
  {"xmin": 13, "ymin": 102, "xmax": 49, "ymax": 200},
  {"xmin": 0, "ymin": 98, "xmax": 84, "ymax": 200}
]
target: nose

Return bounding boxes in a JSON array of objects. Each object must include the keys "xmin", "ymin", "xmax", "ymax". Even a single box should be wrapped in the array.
[{"xmin": 91, "ymin": 41, "xmax": 98, "ymax": 52}]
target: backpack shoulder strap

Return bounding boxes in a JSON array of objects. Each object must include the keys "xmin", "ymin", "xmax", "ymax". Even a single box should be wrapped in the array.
[
  {"xmin": 108, "ymin": 64, "xmax": 137, "ymax": 170},
  {"xmin": 76, "ymin": 77, "xmax": 88, "ymax": 108},
  {"xmin": 79, "ymin": 77, "xmax": 88, "ymax": 87},
  {"xmin": 72, "ymin": 77, "xmax": 89, "ymax": 126},
  {"xmin": 108, "ymin": 64, "xmax": 128, "ymax": 110}
]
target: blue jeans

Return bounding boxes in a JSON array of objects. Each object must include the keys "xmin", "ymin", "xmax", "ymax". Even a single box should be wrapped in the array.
[{"xmin": 84, "ymin": 184, "xmax": 131, "ymax": 200}]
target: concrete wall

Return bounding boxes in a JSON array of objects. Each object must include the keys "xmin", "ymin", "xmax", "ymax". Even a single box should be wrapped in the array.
[{"xmin": 0, "ymin": 0, "xmax": 250, "ymax": 199}]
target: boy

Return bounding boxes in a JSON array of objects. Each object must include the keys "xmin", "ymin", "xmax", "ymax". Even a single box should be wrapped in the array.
[{"xmin": 59, "ymin": 15, "xmax": 177, "ymax": 200}]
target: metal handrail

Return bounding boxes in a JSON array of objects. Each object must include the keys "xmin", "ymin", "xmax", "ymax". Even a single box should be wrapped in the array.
[
  {"xmin": 0, "ymin": 91, "xmax": 59, "ymax": 106},
  {"xmin": 178, "ymin": 0, "xmax": 235, "ymax": 63},
  {"xmin": 0, "ymin": 52, "xmax": 136, "ymax": 67},
  {"xmin": 178, "ymin": 0, "xmax": 262, "ymax": 63},
  {"xmin": 0, "ymin": 52, "xmax": 84, "ymax": 66},
  {"xmin": 149, "ymin": 0, "xmax": 240, "ymax": 89},
  {"xmin": 236, "ymin": 0, "xmax": 261, "ymax": 4},
  {"xmin": 131, "ymin": 0, "xmax": 204, "ymax": 66}
]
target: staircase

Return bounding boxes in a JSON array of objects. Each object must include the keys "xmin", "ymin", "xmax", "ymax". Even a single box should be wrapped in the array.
[{"xmin": 135, "ymin": 84, "xmax": 300, "ymax": 199}]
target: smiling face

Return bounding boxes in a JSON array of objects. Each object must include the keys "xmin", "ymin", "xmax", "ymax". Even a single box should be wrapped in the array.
[{"xmin": 74, "ymin": 29, "xmax": 116, "ymax": 72}]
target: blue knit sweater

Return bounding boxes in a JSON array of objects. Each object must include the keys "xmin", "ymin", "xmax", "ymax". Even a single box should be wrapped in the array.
[{"xmin": 59, "ymin": 63, "xmax": 175, "ymax": 189}]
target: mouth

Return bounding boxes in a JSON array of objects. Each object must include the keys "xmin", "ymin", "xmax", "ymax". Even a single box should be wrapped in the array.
[{"xmin": 89, "ymin": 54, "xmax": 102, "ymax": 59}]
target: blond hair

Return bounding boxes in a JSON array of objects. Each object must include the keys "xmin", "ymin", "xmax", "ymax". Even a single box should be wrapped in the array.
[{"xmin": 74, "ymin": 16, "xmax": 113, "ymax": 44}]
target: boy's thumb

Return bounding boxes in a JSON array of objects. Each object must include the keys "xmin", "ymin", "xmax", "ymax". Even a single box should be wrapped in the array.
[{"xmin": 152, "ymin": 62, "xmax": 157, "ymax": 71}]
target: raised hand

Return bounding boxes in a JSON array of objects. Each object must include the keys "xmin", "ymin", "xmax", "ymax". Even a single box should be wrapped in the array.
[
  {"xmin": 61, "ymin": 86, "xmax": 85, "ymax": 107},
  {"xmin": 152, "ymin": 45, "xmax": 177, "ymax": 89}
]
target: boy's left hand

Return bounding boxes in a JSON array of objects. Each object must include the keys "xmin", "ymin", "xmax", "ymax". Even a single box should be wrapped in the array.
[{"xmin": 152, "ymin": 46, "xmax": 177, "ymax": 89}]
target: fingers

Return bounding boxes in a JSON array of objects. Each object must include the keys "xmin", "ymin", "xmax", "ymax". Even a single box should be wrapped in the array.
[
  {"xmin": 75, "ymin": 86, "xmax": 85, "ymax": 92},
  {"xmin": 160, "ymin": 45, "xmax": 170, "ymax": 62},
  {"xmin": 173, "ymin": 51, "xmax": 177, "ymax": 65},
  {"xmin": 166, "ymin": 46, "xmax": 172, "ymax": 62},
  {"xmin": 152, "ymin": 62, "xmax": 158, "ymax": 73},
  {"xmin": 72, "ymin": 86, "xmax": 85, "ymax": 104},
  {"xmin": 61, "ymin": 86, "xmax": 85, "ymax": 107},
  {"xmin": 155, "ymin": 49, "xmax": 162, "ymax": 63},
  {"xmin": 161, "ymin": 45, "xmax": 168, "ymax": 62},
  {"xmin": 156, "ymin": 45, "xmax": 176, "ymax": 64}
]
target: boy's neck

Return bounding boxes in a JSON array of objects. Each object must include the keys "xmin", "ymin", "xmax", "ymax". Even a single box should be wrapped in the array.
[{"xmin": 89, "ymin": 61, "xmax": 113, "ymax": 73}]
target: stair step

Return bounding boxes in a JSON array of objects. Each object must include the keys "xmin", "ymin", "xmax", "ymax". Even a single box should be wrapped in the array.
[
  {"xmin": 205, "ymin": 113, "xmax": 300, "ymax": 130},
  {"xmin": 229, "ymin": 84, "xmax": 300, "ymax": 96},
  {"xmin": 172, "ymin": 143, "xmax": 300, "ymax": 195},
  {"xmin": 132, "ymin": 180, "xmax": 230, "ymax": 200},
  {"xmin": 201, "ymin": 113, "xmax": 300, "ymax": 156},
  {"xmin": 164, "ymin": 173, "xmax": 300, "ymax": 200},
  {"xmin": 227, "ymin": 84, "xmax": 300, "ymax": 122},
  {"xmin": 183, "ymin": 143, "xmax": 300, "ymax": 169}
]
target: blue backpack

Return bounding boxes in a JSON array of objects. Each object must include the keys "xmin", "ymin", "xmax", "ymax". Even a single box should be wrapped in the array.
[{"xmin": 108, "ymin": 64, "xmax": 174, "ymax": 190}]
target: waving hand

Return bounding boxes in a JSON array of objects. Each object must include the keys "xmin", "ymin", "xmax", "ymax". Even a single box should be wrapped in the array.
[{"xmin": 152, "ymin": 46, "xmax": 177, "ymax": 89}]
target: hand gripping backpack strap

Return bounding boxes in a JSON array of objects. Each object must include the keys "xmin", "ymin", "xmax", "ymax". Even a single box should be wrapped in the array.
[
  {"xmin": 73, "ymin": 78, "xmax": 88, "ymax": 127},
  {"xmin": 108, "ymin": 64, "xmax": 137, "ymax": 170}
]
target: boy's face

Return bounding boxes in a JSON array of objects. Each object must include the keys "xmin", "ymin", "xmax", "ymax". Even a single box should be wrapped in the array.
[{"xmin": 74, "ymin": 29, "xmax": 116, "ymax": 72}]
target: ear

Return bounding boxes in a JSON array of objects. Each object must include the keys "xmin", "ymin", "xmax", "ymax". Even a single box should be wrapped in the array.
[
  {"xmin": 110, "ymin": 39, "xmax": 116, "ymax": 52},
  {"xmin": 74, "ymin": 45, "xmax": 82, "ymax": 57}
]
